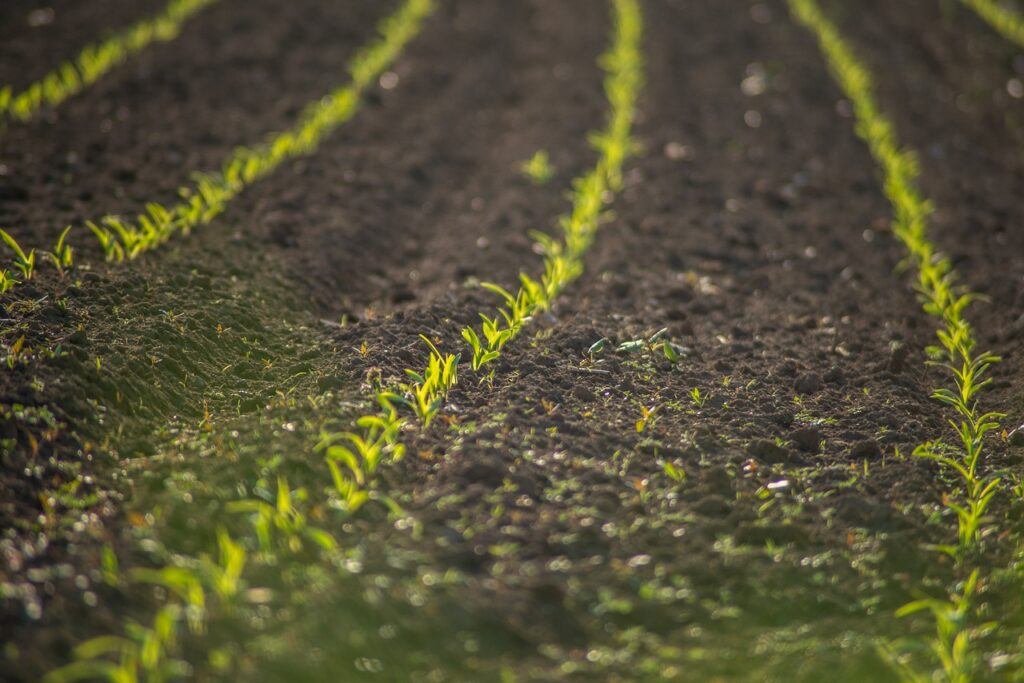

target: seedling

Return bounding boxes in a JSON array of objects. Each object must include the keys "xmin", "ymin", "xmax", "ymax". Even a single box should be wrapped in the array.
[
  {"xmin": 0, "ymin": 229, "xmax": 36, "ymax": 280},
  {"xmin": 42, "ymin": 226, "xmax": 74, "ymax": 276},
  {"xmin": 690, "ymin": 388, "xmax": 707, "ymax": 409},
  {"xmin": 228, "ymin": 477, "xmax": 335, "ymax": 554},
  {"xmin": 635, "ymin": 404, "xmax": 660, "ymax": 433},
  {"xmin": 521, "ymin": 150, "xmax": 555, "ymax": 184},
  {"xmin": 0, "ymin": 269, "xmax": 17, "ymax": 295},
  {"xmin": 661, "ymin": 461, "xmax": 687, "ymax": 483},
  {"xmin": 394, "ymin": 335, "xmax": 459, "ymax": 427},
  {"xmin": 885, "ymin": 570, "xmax": 990, "ymax": 683}
]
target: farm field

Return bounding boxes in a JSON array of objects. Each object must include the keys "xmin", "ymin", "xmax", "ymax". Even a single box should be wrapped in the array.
[{"xmin": 1, "ymin": 0, "xmax": 1023, "ymax": 680}]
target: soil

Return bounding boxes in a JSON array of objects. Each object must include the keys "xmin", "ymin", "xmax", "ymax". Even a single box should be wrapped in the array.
[{"xmin": 1, "ymin": 0, "xmax": 1023, "ymax": 681}]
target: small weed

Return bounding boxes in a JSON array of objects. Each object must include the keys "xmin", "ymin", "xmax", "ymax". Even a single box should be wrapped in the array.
[
  {"xmin": 690, "ymin": 387, "xmax": 708, "ymax": 409},
  {"xmin": 661, "ymin": 461, "xmax": 686, "ymax": 483},
  {"xmin": 521, "ymin": 150, "xmax": 554, "ymax": 184},
  {"xmin": 635, "ymin": 404, "xmax": 660, "ymax": 433}
]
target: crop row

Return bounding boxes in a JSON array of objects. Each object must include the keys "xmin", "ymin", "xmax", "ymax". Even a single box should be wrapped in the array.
[
  {"xmin": 789, "ymin": 0, "xmax": 1013, "ymax": 680},
  {"xmin": 0, "ymin": 0, "xmax": 432, "ymax": 297},
  {"xmin": 0, "ymin": 0, "xmax": 219, "ymax": 126},
  {"xmin": 43, "ymin": 1, "xmax": 644, "ymax": 679},
  {"xmin": 960, "ymin": 0, "xmax": 1024, "ymax": 49}
]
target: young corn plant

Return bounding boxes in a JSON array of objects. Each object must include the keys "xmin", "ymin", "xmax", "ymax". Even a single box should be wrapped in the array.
[
  {"xmin": 44, "ymin": 525, "xmax": 251, "ymax": 683},
  {"xmin": 884, "ymin": 570, "xmax": 992, "ymax": 683},
  {"xmin": 0, "ymin": 229, "xmax": 36, "ymax": 281},
  {"xmin": 227, "ymin": 477, "xmax": 336, "ymax": 554},
  {"xmin": 392, "ymin": 335, "xmax": 459, "ymax": 427},
  {"xmin": 42, "ymin": 226, "xmax": 74, "ymax": 277},
  {"xmin": 790, "ymin": 0, "xmax": 1005, "ymax": 677},
  {"xmin": 0, "ymin": 0, "xmax": 220, "ymax": 126}
]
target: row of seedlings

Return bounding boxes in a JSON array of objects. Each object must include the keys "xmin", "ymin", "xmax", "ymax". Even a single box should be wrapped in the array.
[
  {"xmin": 0, "ymin": 0, "xmax": 220, "ymax": 125},
  {"xmin": 789, "ymin": 0, "xmax": 1012, "ymax": 680},
  {"xmin": 0, "ymin": 0, "xmax": 433, "ymax": 295}
]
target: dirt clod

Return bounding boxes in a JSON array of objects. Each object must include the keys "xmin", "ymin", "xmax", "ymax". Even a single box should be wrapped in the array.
[
  {"xmin": 790, "ymin": 427, "xmax": 823, "ymax": 453},
  {"xmin": 793, "ymin": 372, "xmax": 823, "ymax": 395}
]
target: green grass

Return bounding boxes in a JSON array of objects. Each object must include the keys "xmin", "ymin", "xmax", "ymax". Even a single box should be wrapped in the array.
[
  {"xmin": 960, "ymin": 0, "xmax": 1024, "ymax": 48},
  {"xmin": 788, "ymin": 0, "xmax": 1006, "ymax": 680},
  {"xmin": 0, "ymin": 0, "xmax": 219, "ymax": 125}
]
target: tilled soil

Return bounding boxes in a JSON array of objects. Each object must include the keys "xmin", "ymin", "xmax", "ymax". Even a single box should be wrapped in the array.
[{"xmin": 1, "ymin": 0, "xmax": 1022, "ymax": 681}]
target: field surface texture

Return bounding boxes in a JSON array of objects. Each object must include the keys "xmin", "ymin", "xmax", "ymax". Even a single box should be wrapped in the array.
[{"xmin": 1, "ymin": 0, "xmax": 1023, "ymax": 681}]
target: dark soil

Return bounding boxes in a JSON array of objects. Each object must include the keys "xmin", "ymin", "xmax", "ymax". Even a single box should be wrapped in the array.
[{"xmin": 1, "ymin": 0, "xmax": 1022, "ymax": 681}]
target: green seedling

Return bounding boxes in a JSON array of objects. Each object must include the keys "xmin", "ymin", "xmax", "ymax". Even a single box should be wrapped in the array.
[
  {"xmin": 44, "ymin": 603, "xmax": 189, "ymax": 682},
  {"xmin": 612, "ymin": 328, "xmax": 684, "ymax": 362},
  {"xmin": 129, "ymin": 566, "xmax": 206, "ymax": 634},
  {"xmin": 0, "ymin": 269, "xmax": 16, "ymax": 294},
  {"xmin": 884, "ymin": 570, "xmax": 991, "ymax": 683},
  {"xmin": 0, "ymin": 229, "xmax": 36, "ymax": 280},
  {"xmin": 228, "ymin": 477, "xmax": 335, "ymax": 554},
  {"xmin": 521, "ymin": 150, "xmax": 555, "ymax": 184},
  {"xmin": 690, "ymin": 387, "xmax": 707, "ymax": 409},
  {"xmin": 43, "ymin": 226, "xmax": 74, "ymax": 276},
  {"xmin": 635, "ymin": 404, "xmax": 660, "ymax": 433},
  {"xmin": 661, "ymin": 461, "xmax": 687, "ymax": 483},
  {"xmin": 398, "ymin": 335, "xmax": 459, "ymax": 426},
  {"xmin": 200, "ymin": 528, "xmax": 247, "ymax": 604}
]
